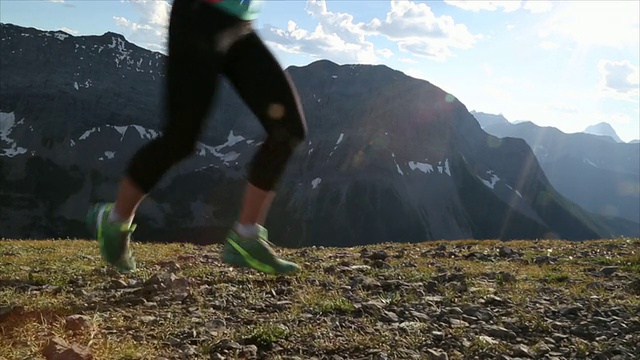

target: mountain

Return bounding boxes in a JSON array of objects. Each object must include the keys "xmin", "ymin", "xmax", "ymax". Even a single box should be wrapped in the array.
[
  {"xmin": 2, "ymin": 23, "xmax": 638, "ymax": 247},
  {"xmin": 473, "ymin": 111, "xmax": 640, "ymax": 227},
  {"xmin": 583, "ymin": 122, "xmax": 623, "ymax": 143},
  {"xmin": 469, "ymin": 111, "xmax": 510, "ymax": 128}
]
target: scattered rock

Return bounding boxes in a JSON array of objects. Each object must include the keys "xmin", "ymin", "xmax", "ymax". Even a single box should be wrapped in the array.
[
  {"xmin": 42, "ymin": 337, "xmax": 92, "ymax": 360},
  {"xmin": 65, "ymin": 315, "xmax": 91, "ymax": 331},
  {"xmin": 512, "ymin": 344, "xmax": 534, "ymax": 358},
  {"xmin": 484, "ymin": 325, "xmax": 517, "ymax": 340},
  {"xmin": 533, "ymin": 255, "xmax": 557, "ymax": 265},
  {"xmin": 498, "ymin": 246, "xmax": 515, "ymax": 257},
  {"xmin": 600, "ymin": 266, "xmax": 619, "ymax": 276},
  {"xmin": 5, "ymin": 239, "xmax": 640, "ymax": 359},
  {"xmin": 426, "ymin": 349, "xmax": 448, "ymax": 360}
]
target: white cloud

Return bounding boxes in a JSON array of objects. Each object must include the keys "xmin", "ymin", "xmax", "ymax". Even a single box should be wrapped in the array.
[
  {"xmin": 546, "ymin": 103, "xmax": 579, "ymax": 113},
  {"xmin": 260, "ymin": 21, "xmax": 377, "ymax": 64},
  {"xmin": 445, "ymin": 0, "xmax": 552, "ymax": 13},
  {"xmin": 540, "ymin": 1, "xmax": 640, "ymax": 48},
  {"xmin": 113, "ymin": 0, "xmax": 171, "ymax": 52},
  {"xmin": 263, "ymin": 0, "xmax": 479, "ymax": 63},
  {"xmin": 377, "ymin": 48, "xmax": 394, "ymax": 58},
  {"xmin": 598, "ymin": 60, "xmax": 640, "ymax": 102},
  {"xmin": 482, "ymin": 63, "xmax": 493, "ymax": 76},
  {"xmin": 539, "ymin": 41, "xmax": 559, "ymax": 50},
  {"xmin": 444, "ymin": 0, "xmax": 522, "ymax": 13},
  {"xmin": 523, "ymin": 0, "xmax": 553, "ymax": 14},
  {"xmin": 366, "ymin": 0, "xmax": 479, "ymax": 60}
]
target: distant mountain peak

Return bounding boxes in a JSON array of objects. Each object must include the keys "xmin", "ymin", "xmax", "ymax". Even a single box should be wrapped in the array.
[
  {"xmin": 583, "ymin": 122, "xmax": 622, "ymax": 143},
  {"xmin": 471, "ymin": 111, "xmax": 510, "ymax": 129}
]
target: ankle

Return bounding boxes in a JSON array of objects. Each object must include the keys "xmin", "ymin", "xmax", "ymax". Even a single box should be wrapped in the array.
[
  {"xmin": 108, "ymin": 207, "xmax": 134, "ymax": 227},
  {"xmin": 234, "ymin": 222, "xmax": 259, "ymax": 238}
]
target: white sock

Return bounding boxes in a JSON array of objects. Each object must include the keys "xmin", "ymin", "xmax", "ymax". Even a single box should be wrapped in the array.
[
  {"xmin": 234, "ymin": 222, "xmax": 259, "ymax": 238},
  {"xmin": 107, "ymin": 208, "xmax": 134, "ymax": 227}
]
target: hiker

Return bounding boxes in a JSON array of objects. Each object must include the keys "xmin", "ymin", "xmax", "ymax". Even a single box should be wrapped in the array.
[{"xmin": 87, "ymin": 0, "xmax": 307, "ymax": 274}]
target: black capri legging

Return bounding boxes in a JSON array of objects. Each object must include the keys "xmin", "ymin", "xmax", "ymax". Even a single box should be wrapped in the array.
[{"xmin": 126, "ymin": 0, "xmax": 307, "ymax": 193}]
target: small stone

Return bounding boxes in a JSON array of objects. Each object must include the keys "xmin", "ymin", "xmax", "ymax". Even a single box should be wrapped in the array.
[
  {"xmin": 240, "ymin": 344, "xmax": 258, "ymax": 359},
  {"xmin": 181, "ymin": 345, "xmax": 197, "ymax": 356},
  {"xmin": 497, "ymin": 271, "xmax": 517, "ymax": 283},
  {"xmin": 410, "ymin": 311, "xmax": 431, "ymax": 322},
  {"xmin": 534, "ymin": 342, "xmax": 551, "ymax": 355},
  {"xmin": 42, "ymin": 337, "xmax": 93, "ymax": 360},
  {"xmin": 463, "ymin": 305, "xmax": 493, "ymax": 321},
  {"xmin": 499, "ymin": 246, "xmax": 514, "ymax": 257},
  {"xmin": 512, "ymin": 344, "xmax": 534, "ymax": 358},
  {"xmin": 140, "ymin": 316, "xmax": 157, "ymax": 324},
  {"xmin": 449, "ymin": 319, "xmax": 469, "ymax": 327},
  {"xmin": 600, "ymin": 266, "xmax": 619, "ymax": 276},
  {"xmin": 216, "ymin": 339, "xmax": 242, "ymax": 351},
  {"xmin": 559, "ymin": 305, "xmax": 583, "ymax": 316},
  {"xmin": 65, "ymin": 315, "xmax": 91, "ymax": 332},
  {"xmin": 372, "ymin": 259, "xmax": 392, "ymax": 269},
  {"xmin": 381, "ymin": 310, "xmax": 399, "ymax": 323},
  {"xmin": 533, "ymin": 256, "xmax": 555, "ymax": 265},
  {"xmin": 370, "ymin": 250, "xmax": 389, "ymax": 260},
  {"xmin": 166, "ymin": 336, "xmax": 181, "ymax": 346},
  {"xmin": 484, "ymin": 325, "xmax": 516, "ymax": 339},
  {"xmin": 109, "ymin": 279, "xmax": 128, "ymax": 289},
  {"xmin": 484, "ymin": 295, "xmax": 505, "ymax": 305},
  {"xmin": 431, "ymin": 331, "xmax": 445, "ymax": 341},
  {"xmin": 157, "ymin": 261, "xmax": 181, "ymax": 272},
  {"xmin": 426, "ymin": 349, "xmax": 448, "ymax": 360},
  {"xmin": 477, "ymin": 335, "xmax": 499, "ymax": 345},
  {"xmin": 373, "ymin": 352, "xmax": 389, "ymax": 360}
]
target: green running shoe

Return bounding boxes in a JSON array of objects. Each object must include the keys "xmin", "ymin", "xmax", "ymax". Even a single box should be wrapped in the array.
[
  {"xmin": 222, "ymin": 224, "xmax": 300, "ymax": 275},
  {"xmin": 87, "ymin": 203, "xmax": 137, "ymax": 273}
]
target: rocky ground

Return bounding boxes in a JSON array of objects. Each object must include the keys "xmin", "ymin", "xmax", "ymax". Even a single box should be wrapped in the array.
[{"xmin": 1, "ymin": 238, "xmax": 639, "ymax": 360}]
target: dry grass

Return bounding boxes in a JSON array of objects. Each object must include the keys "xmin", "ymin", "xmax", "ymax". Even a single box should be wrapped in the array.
[{"xmin": 1, "ymin": 237, "xmax": 638, "ymax": 359}]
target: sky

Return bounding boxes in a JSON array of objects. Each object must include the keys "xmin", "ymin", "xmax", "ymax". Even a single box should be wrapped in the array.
[{"xmin": 1, "ymin": 0, "xmax": 639, "ymax": 142}]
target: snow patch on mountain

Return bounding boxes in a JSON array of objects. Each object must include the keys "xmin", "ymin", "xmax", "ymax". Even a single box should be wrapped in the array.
[
  {"xmin": 132, "ymin": 125, "xmax": 159, "ymax": 139},
  {"xmin": 438, "ymin": 159, "xmax": 451, "ymax": 176},
  {"xmin": 195, "ymin": 131, "xmax": 247, "ymax": 165},
  {"xmin": 111, "ymin": 125, "xmax": 128, "ymax": 137},
  {"xmin": 54, "ymin": 32, "xmax": 68, "ymax": 41},
  {"xmin": 479, "ymin": 171, "xmax": 500, "ymax": 189},
  {"xmin": 79, "ymin": 128, "xmax": 98, "ymax": 140},
  {"xmin": 0, "ymin": 112, "xmax": 28, "ymax": 157},
  {"xmin": 506, "ymin": 184, "xmax": 523, "ymax": 198},
  {"xmin": 391, "ymin": 152, "xmax": 404, "ymax": 175},
  {"xmin": 408, "ymin": 161, "xmax": 434, "ymax": 174},
  {"xmin": 583, "ymin": 158, "xmax": 598, "ymax": 168},
  {"xmin": 215, "ymin": 131, "xmax": 245, "ymax": 151}
]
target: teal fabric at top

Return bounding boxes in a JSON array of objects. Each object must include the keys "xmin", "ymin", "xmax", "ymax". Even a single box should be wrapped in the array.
[{"xmin": 206, "ymin": 0, "xmax": 262, "ymax": 20}]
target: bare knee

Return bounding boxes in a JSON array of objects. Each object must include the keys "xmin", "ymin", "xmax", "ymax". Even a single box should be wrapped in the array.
[{"xmin": 266, "ymin": 102, "xmax": 307, "ymax": 143}]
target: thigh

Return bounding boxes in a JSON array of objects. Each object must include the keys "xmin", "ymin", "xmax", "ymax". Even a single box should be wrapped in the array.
[
  {"xmin": 222, "ymin": 32, "xmax": 307, "ymax": 138},
  {"xmin": 162, "ymin": 0, "xmax": 224, "ymax": 141}
]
